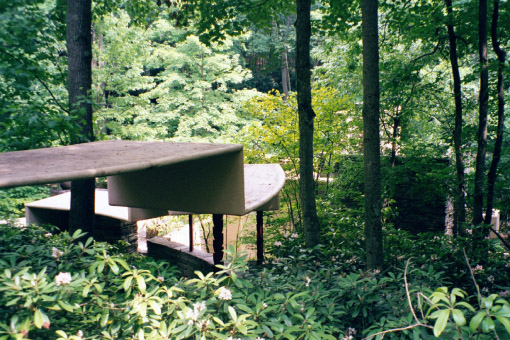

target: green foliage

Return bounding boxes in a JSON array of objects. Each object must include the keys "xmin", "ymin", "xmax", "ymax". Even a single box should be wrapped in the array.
[
  {"xmin": 187, "ymin": 0, "xmax": 294, "ymax": 44},
  {"xmin": 0, "ymin": 223, "xmax": 339, "ymax": 340},
  {"xmin": 93, "ymin": 10, "xmax": 258, "ymax": 142},
  {"xmin": 0, "ymin": 0, "xmax": 71, "ymax": 151},
  {"xmin": 0, "ymin": 186, "xmax": 49, "ymax": 219},
  {"xmin": 238, "ymin": 86, "xmax": 358, "ymax": 178},
  {"xmin": 423, "ymin": 287, "xmax": 510, "ymax": 339},
  {"xmin": 2, "ymin": 213, "xmax": 510, "ymax": 340},
  {"xmin": 236, "ymin": 87, "xmax": 358, "ymax": 228}
]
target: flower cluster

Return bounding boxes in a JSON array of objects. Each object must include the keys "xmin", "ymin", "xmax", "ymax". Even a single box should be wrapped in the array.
[
  {"xmin": 217, "ymin": 287, "xmax": 232, "ymax": 300},
  {"xmin": 342, "ymin": 327, "xmax": 356, "ymax": 340},
  {"xmin": 55, "ymin": 272, "xmax": 72, "ymax": 286},
  {"xmin": 51, "ymin": 247, "xmax": 63, "ymax": 259},
  {"xmin": 186, "ymin": 301, "xmax": 207, "ymax": 324}
]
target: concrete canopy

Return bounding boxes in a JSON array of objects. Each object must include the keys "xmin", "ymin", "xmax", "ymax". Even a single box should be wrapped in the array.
[
  {"xmin": 1, "ymin": 140, "xmax": 285, "ymax": 215},
  {"xmin": 0, "ymin": 140, "xmax": 243, "ymax": 188}
]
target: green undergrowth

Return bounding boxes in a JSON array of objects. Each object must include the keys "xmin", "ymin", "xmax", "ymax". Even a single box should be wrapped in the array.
[{"xmin": 1, "ymin": 222, "xmax": 510, "ymax": 340}]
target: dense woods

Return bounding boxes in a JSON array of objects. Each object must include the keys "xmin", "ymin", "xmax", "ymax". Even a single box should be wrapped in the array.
[{"xmin": 1, "ymin": 0, "xmax": 510, "ymax": 339}]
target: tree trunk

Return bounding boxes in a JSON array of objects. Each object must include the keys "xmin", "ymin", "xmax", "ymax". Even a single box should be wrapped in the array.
[
  {"xmin": 473, "ymin": 0, "xmax": 489, "ymax": 227},
  {"xmin": 485, "ymin": 0, "xmax": 506, "ymax": 224},
  {"xmin": 390, "ymin": 114, "xmax": 400, "ymax": 167},
  {"xmin": 362, "ymin": 0, "xmax": 383, "ymax": 270},
  {"xmin": 296, "ymin": 0, "xmax": 320, "ymax": 247},
  {"xmin": 282, "ymin": 48, "xmax": 291, "ymax": 99},
  {"xmin": 67, "ymin": 0, "xmax": 95, "ymax": 236},
  {"xmin": 281, "ymin": 16, "xmax": 293, "ymax": 99},
  {"xmin": 445, "ymin": 0, "xmax": 466, "ymax": 236}
]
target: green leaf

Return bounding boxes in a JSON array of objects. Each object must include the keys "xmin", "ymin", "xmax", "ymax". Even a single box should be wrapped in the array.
[
  {"xmin": 495, "ymin": 316, "xmax": 510, "ymax": 336},
  {"xmin": 236, "ymin": 304, "xmax": 253, "ymax": 314},
  {"xmin": 212, "ymin": 317, "xmax": 225, "ymax": 326},
  {"xmin": 34, "ymin": 309, "xmax": 44, "ymax": 329},
  {"xmin": 55, "ymin": 330, "xmax": 67, "ymax": 338},
  {"xmin": 124, "ymin": 276, "xmax": 133, "ymax": 291},
  {"xmin": 110, "ymin": 263, "xmax": 119, "ymax": 274},
  {"xmin": 228, "ymin": 306, "xmax": 237, "ymax": 323},
  {"xmin": 149, "ymin": 300, "xmax": 161, "ymax": 315},
  {"xmin": 83, "ymin": 285, "xmax": 90, "ymax": 297},
  {"xmin": 100, "ymin": 312, "xmax": 109, "ymax": 327},
  {"xmin": 140, "ymin": 302, "xmax": 147, "ymax": 318},
  {"xmin": 481, "ymin": 317, "xmax": 495, "ymax": 333},
  {"xmin": 451, "ymin": 309, "xmax": 466, "ymax": 326},
  {"xmin": 456, "ymin": 301, "xmax": 476, "ymax": 312},
  {"xmin": 494, "ymin": 304, "xmax": 510, "ymax": 318},
  {"xmin": 116, "ymin": 258, "xmax": 130, "ymax": 270},
  {"xmin": 432, "ymin": 309, "xmax": 449, "ymax": 337},
  {"xmin": 58, "ymin": 300, "xmax": 75, "ymax": 312},
  {"xmin": 237, "ymin": 324, "xmax": 247, "ymax": 335},
  {"xmin": 6, "ymin": 297, "xmax": 20, "ymax": 307},
  {"xmin": 469, "ymin": 311, "xmax": 486, "ymax": 333},
  {"xmin": 262, "ymin": 324, "xmax": 273, "ymax": 338},
  {"xmin": 136, "ymin": 276, "xmax": 146, "ymax": 293}
]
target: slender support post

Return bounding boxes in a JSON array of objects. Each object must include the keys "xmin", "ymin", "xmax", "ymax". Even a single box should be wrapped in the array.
[
  {"xmin": 256, "ymin": 211, "xmax": 264, "ymax": 265},
  {"xmin": 188, "ymin": 214, "xmax": 193, "ymax": 252},
  {"xmin": 212, "ymin": 214, "xmax": 224, "ymax": 265}
]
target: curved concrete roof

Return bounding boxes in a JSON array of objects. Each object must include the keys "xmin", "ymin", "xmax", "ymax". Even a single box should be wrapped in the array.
[
  {"xmin": 0, "ymin": 140, "xmax": 242, "ymax": 188},
  {"xmin": 3, "ymin": 141, "xmax": 284, "ymax": 215}
]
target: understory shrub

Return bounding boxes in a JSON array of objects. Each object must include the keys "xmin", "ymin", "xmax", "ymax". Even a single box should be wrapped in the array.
[{"xmin": 1, "ymin": 222, "xmax": 510, "ymax": 340}]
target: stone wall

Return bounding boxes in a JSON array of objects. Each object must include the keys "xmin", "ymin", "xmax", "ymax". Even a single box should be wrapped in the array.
[{"xmin": 147, "ymin": 237, "xmax": 215, "ymax": 278}]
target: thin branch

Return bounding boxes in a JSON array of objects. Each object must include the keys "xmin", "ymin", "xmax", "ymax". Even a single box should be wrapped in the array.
[
  {"xmin": 0, "ymin": 47, "xmax": 69, "ymax": 114},
  {"xmin": 463, "ymin": 248, "xmax": 481, "ymax": 301},
  {"xmin": 362, "ymin": 259, "xmax": 434, "ymax": 339},
  {"xmin": 489, "ymin": 227, "xmax": 510, "ymax": 251},
  {"xmin": 404, "ymin": 259, "xmax": 420, "ymax": 322},
  {"xmin": 412, "ymin": 37, "xmax": 442, "ymax": 65}
]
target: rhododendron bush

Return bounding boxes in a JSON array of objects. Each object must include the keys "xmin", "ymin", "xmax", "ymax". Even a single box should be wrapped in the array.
[{"xmin": 1, "ymin": 222, "xmax": 510, "ymax": 340}]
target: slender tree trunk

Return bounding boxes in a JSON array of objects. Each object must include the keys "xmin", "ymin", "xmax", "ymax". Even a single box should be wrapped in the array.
[
  {"xmin": 281, "ymin": 16, "xmax": 292, "ymax": 99},
  {"xmin": 473, "ymin": 0, "xmax": 489, "ymax": 227},
  {"xmin": 296, "ymin": 0, "xmax": 320, "ymax": 247},
  {"xmin": 282, "ymin": 48, "xmax": 291, "ymax": 99},
  {"xmin": 390, "ymin": 114, "xmax": 400, "ymax": 167},
  {"xmin": 445, "ymin": 0, "xmax": 466, "ymax": 236},
  {"xmin": 362, "ymin": 0, "xmax": 383, "ymax": 270},
  {"xmin": 485, "ymin": 0, "xmax": 506, "ymax": 224},
  {"xmin": 67, "ymin": 0, "xmax": 95, "ymax": 236}
]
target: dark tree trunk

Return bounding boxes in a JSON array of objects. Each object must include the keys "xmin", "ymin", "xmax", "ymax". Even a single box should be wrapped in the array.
[
  {"xmin": 66, "ymin": 0, "xmax": 95, "ymax": 236},
  {"xmin": 445, "ymin": 0, "xmax": 466, "ymax": 236},
  {"xmin": 296, "ymin": 0, "xmax": 320, "ymax": 247},
  {"xmin": 362, "ymin": 0, "xmax": 383, "ymax": 270},
  {"xmin": 473, "ymin": 0, "xmax": 489, "ymax": 227},
  {"xmin": 485, "ymin": 0, "xmax": 506, "ymax": 224}
]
